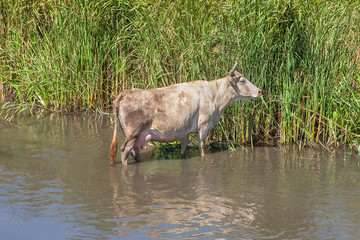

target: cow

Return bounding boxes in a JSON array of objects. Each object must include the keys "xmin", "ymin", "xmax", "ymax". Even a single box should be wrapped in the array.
[{"xmin": 109, "ymin": 62, "xmax": 261, "ymax": 166}]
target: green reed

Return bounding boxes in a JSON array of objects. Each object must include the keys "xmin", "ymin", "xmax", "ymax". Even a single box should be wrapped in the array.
[{"xmin": 1, "ymin": 0, "xmax": 359, "ymax": 148}]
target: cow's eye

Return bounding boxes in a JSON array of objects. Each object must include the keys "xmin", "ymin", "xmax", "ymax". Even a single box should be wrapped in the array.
[{"xmin": 239, "ymin": 78, "xmax": 246, "ymax": 84}]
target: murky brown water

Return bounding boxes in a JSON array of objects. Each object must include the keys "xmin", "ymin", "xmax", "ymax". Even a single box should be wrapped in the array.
[{"xmin": 1, "ymin": 114, "xmax": 360, "ymax": 239}]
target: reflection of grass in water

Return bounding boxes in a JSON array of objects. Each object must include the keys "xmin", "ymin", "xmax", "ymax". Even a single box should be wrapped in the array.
[{"xmin": 1, "ymin": 0, "xmax": 359, "ymax": 149}]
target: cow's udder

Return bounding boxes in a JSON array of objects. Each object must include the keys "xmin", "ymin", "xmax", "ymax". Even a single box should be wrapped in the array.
[{"xmin": 135, "ymin": 132, "xmax": 152, "ymax": 151}]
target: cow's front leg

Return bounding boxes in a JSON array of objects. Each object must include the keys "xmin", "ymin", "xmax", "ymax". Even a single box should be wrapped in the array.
[
  {"xmin": 198, "ymin": 128, "xmax": 209, "ymax": 157},
  {"xmin": 199, "ymin": 141, "xmax": 205, "ymax": 156},
  {"xmin": 180, "ymin": 134, "xmax": 190, "ymax": 158}
]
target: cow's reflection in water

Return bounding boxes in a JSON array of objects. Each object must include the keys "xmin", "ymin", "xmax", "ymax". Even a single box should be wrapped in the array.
[{"xmin": 109, "ymin": 158, "xmax": 257, "ymax": 238}]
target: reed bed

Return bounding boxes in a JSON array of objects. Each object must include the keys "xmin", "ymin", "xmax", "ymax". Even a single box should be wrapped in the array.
[{"xmin": 1, "ymin": 0, "xmax": 359, "ymax": 149}]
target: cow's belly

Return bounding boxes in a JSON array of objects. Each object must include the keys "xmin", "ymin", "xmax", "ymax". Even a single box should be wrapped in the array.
[
  {"xmin": 149, "ymin": 122, "xmax": 196, "ymax": 142},
  {"xmin": 135, "ymin": 122, "xmax": 197, "ymax": 151}
]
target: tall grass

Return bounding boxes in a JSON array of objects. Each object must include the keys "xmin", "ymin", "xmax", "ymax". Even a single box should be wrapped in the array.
[{"xmin": 1, "ymin": 0, "xmax": 359, "ymax": 148}]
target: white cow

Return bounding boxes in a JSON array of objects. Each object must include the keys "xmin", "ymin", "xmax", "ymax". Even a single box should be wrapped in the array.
[{"xmin": 109, "ymin": 62, "xmax": 261, "ymax": 166}]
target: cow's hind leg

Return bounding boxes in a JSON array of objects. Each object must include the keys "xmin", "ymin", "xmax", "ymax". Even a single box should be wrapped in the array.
[
  {"xmin": 130, "ymin": 149, "xmax": 140, "ymax": 162},
  {"xmin": 121, "ymin": 138, "xmax": 137, "ymax": 165}
]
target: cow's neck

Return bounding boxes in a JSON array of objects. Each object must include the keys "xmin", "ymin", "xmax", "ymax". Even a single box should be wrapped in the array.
[{"xmin": 211, "ymin": 77, "xmax": 236, "ymax": 117}]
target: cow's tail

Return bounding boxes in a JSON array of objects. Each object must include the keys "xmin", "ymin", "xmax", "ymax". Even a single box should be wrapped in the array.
[{"xmin": 109, "ymin": 100, "xmax": 120, "ymax": 167}]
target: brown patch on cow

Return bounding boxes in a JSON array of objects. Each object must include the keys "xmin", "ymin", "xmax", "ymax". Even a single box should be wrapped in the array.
[
  {"xmin": 179, "ymin": 91, "xmax": 186, "ymax": 98},
  {"xmin": 124, "ymin": 109, "xmax": 152, "ymax": 134},
  {"xmin": 154, "ymin": 92, "xmax": 165, "ymax": 104},
  {"xmin": 155, "ymin": 108, "xmax": 168, "ymax": 121}
]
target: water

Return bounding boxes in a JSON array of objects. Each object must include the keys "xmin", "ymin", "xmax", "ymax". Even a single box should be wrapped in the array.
[{"xmin": 1, "ymin": 114, "xmax": 360, "ymax": 239}]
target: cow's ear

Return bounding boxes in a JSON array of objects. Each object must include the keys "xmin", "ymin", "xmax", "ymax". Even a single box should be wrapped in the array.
[{"xmin": 229, "ymin": 61, "xmax": 238, "ymax": 77}]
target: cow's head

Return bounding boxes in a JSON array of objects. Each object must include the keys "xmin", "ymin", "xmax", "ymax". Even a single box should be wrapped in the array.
[{"xmin": 229, "ymin": 62, "xmax": 262, "ymax": 100}]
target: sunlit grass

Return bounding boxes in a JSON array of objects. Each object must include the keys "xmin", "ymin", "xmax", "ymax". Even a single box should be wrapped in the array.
[{"xmin": 1, "ymin": 0, "xmax": 359, "ymax": 148}]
